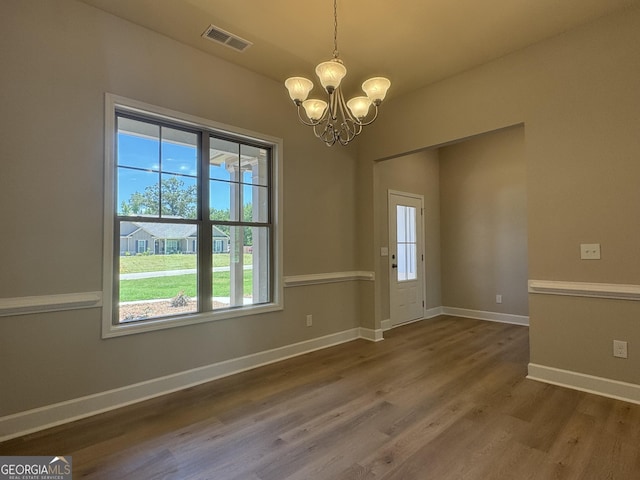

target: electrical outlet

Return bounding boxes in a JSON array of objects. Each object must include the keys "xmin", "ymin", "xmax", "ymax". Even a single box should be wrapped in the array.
[
  {"xmin": 496, "ymin": 294, "xmax": 502, "ymax": 304},
  {"xmin": 580, "ymin": 243, "xmax": 601, "ymax": 260},
  {"xmin": 306, "ymin": 314, "xmax": 313, "ymax": 327},
  {"xmin": 613, "ymin": 340, "xmax": 628, "ymax": 359}
]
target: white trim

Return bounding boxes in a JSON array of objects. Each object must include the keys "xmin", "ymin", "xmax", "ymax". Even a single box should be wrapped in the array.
[
  {"xmin": 382, "ymin": 308, "xmax": 442, "ymax": 332},
  {"xmin": 388, "ymin": 190, "xmax": 427, "ymax": 326},
  {"xmin": 425, "ymin": 306, "xmax": 444, "ymax": 319},
  {"xmin": 102, "ymin": 93, "xmax": 284, "ymax": 338},
  {"xmin": 359, "ymin": 327, "xmax": 384, "ymax": 342},
  {"xmin": 442, "ymin": 306, "xmax": 529, "ymax": 326},
  {"xmin": 0, "ymin": 327, "xmax": 381, "ymax": 442},
  {"xmin": 0, "ymin": 292, "xmax": 102, "ymax": 317},
  {"xmin": 528, "ymin": 279, "xmax": 640, "ymax": 301},
  {"xmin": 527, "ymin": 363, "xmax": 640, "ymax": 405},
  {"xmin": 284, "ymin": 271, "xmax": 375, "ymax": 287}
]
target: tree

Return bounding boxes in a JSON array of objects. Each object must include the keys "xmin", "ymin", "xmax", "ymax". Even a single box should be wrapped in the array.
[{"xmin": 121, "ymin": 177, "xmax": 197, "ymax": 218}]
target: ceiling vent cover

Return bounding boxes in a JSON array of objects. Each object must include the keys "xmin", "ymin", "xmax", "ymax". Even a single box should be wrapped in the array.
[{"xmin": 201, "ymin": 25, "xmax": 252, "ymax": 52}]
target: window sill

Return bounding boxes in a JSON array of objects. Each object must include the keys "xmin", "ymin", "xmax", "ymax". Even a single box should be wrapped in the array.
[{"xmin": 102, "ymin": 302, "xmax": 283, "ymax": 338}]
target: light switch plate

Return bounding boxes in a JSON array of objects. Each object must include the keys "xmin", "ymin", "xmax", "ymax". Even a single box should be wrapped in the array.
[
  {"xmin": 380, "ymin": 247, "xmax": 389, "ymax": 257},
  {"xmin": 580, "ymin": 243, "xmax": 601, "ymax": 260}
]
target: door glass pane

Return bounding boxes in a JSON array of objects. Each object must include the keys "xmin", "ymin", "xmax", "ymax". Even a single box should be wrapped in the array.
[
  {"xmin": 407, "ymin": 244, "xmax": 417, "ymax": 280},
  {"xmin": 396, "ymin": 204, "xmax": 417, "ymax": 283},
  {"xmin": 397, "ymin": 206, "xmax": 406, "ymax": 242},
  {"xmin": 397, "ymin": 244, "xmax": 407, "ymax": 282},
  {"xmin": 118, "ymin": 221, "xmax": 198, "ymax": 322},
  {"xmin": 407, "ymin": 207, "xmax": 416, "ymax": 242}
]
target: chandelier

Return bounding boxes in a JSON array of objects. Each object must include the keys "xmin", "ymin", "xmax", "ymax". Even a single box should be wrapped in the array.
[{"xmin": 284, "ymin": 0, "xmax": 391, "ymax": 146}]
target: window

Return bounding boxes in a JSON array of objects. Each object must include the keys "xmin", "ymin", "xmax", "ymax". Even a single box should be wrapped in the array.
[
  {"xmin": 396, "ymin": 205, "xmax": 417, "ymax": 282},
  {"xmin": 103, "ymin": 94, "xmax": 282, "ymax": 337}
]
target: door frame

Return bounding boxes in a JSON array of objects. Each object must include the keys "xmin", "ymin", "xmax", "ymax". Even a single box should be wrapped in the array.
[{"xmin": 388, "ymin": 189, "xmax": 427, "ymax": 325}]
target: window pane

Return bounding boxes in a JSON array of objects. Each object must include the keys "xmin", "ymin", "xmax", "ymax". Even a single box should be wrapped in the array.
[
  {"xmin": 211, "ymin": 226, "xmax": 269, "ymax": 309},
  {"xmin": 117, "ymin": 117, "xmax": 160, "ymax": 170},
  {"xmin": 117, "ymin": 168, "xmax": 160, "ymax": 216},
  {"xmin": 210, "ymin": 180, "xmax": 234, "ymax": 220},
  {"xmin": 243, "ymin": 185, "xmax": 269, "ymax": 222},
  {"xmin": 210, "ymin": 137, "xmax": 239, "ymax": 181},
  {"xmin": 161, "ymin": 127, "xmax": 198, "ymax": 176},
  {"xmin": 240, "ymin": 145, "xmax": 269, "ymax": 187},
  {"xmin": 246, "ymin": 226, "xmax": 270, "ymax": 305},
  {"xmin": 118, "ymin": 221, "xmax": 198, "ymax": 322},
  {"xmin": 161, "ymin": 174, "xmax": 197, "ymax": 219}
]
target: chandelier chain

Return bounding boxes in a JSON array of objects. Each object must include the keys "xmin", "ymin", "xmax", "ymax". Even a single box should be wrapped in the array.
[{"xmin": 333, "ymin": 0, "xmax": 339, "ymax": 59}]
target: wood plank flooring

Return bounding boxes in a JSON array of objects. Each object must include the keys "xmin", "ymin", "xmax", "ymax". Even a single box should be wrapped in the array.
[{"xmin": 2, "ymin": 315, "xmax": 640, "ymax": 479}]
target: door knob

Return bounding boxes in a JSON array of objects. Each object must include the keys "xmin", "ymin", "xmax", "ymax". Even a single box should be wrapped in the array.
[{"xmin": 391, "ymin": 263, "xmax": 397, "ymax": 269}]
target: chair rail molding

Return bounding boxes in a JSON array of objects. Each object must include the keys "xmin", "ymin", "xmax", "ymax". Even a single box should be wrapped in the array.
[
  {"xmin": 0, "ymin": 292, "xmax": 103, "ymax": 317},
  {"xmin": 284, "ymin": 271, "xmax": 374, "ymax": 287},
  {"xmin": 528, "ymin": 280, "xmax": 640, "ymax": 301}
]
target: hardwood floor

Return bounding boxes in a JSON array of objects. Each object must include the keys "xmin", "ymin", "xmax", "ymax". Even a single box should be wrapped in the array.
[{"xmin": 2, "ymin": 315, "xmax": 640, "ymax": 479}]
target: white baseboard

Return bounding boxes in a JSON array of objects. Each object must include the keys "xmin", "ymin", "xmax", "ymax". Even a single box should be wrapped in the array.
[
  {"xmin": 0, "ymin": 328, "xmax": 372, "ymax": 442},
  {"xmin": 359, "ymin": 327, "xmax": 384, "ymax": 342},
  {"xmin": 527, "ymin": 363, "xmax": 640, "ymax": 405},
  {"xmin": 382, "ymin": 308, "xmax": 442, "ymax": 332},
  {"xmin": 442, "ymin": 306, "xmax": 529, "ymax": 326},
  {"xmin": 425, "ymin": 306, "xmax": 444, "ymax": 319}
]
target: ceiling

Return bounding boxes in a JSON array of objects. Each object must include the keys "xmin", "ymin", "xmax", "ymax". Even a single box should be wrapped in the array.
[{"xmin": 79, "ymin": 0, "xmax": 638, "ymax": 100}]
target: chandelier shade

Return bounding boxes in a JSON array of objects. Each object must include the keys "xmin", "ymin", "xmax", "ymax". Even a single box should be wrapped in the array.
[
  {"xmin": 284, "ymin": 0, "xmax": 390, "ymax": 146},
  {"xmin": 362, "ymin": 77, "xmax": 391, "ymax": 105},
  {"xmin": 346, "ymin": 96, "xmax": 372, "ymax": 119},
  {"xmin": 302, "ymin": 99, "xmax": 328, "ymax": 121},
  {"xmin": 284, "ymin": 77, "xmax": 314, "ymax": 103},
  {"xmin": 315, "ymin": 60, "xmax": 347, "ymax": 93}
]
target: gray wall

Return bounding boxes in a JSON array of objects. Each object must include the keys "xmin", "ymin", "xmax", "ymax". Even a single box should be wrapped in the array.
[
  {"xmin": 440, "ymin": 126, "xmax": 528, "ymax": 316},
  {"xmin": 360, "ymin": 6, "xmax": 640, "ymax": 385},
  {"xmin": 374, "ymin": 151, "xmax": 442, "ymax": 322},
  {"xmin": 0, "ymin": 0, "xmax": 363, "ymax": 416}
]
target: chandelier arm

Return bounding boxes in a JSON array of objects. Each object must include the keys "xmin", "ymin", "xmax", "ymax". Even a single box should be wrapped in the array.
[
  {"xmin": 315, "ymin": 122, "xmax": 337, "ymax": 146},
  {"xmin": 332, "ymin": 88, "xmax": 361, "ymax": 144}
]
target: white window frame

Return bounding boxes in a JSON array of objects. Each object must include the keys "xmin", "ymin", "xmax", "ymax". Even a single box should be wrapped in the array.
[{"xmin": 102, "ymin": 93, "xmax": 283, "ymax": 338}]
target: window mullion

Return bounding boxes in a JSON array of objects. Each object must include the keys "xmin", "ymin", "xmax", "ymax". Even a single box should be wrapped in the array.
[{"xmin": 199, "ymin": 132, "xmax": 212, "ymax": 313}]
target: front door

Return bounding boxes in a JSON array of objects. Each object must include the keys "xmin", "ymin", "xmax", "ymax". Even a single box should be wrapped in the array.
[{"xmin": 389, "ymin": 191, "xmax": 425, "ymax": 326}]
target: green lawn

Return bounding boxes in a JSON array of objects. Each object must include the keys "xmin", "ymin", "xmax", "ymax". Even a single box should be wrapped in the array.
[
  {"xmin": 120, "ymin": 272, "xmax": 253, "ymax": 301},
  {"xmin": 120, "ymin": 253, "xmax": 252, "ymax": 274}
]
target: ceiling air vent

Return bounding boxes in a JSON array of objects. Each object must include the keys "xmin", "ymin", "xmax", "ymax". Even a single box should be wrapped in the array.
[{"xmin": 201, "ymin": 25, "xmax": 252, "ymax": 52}]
